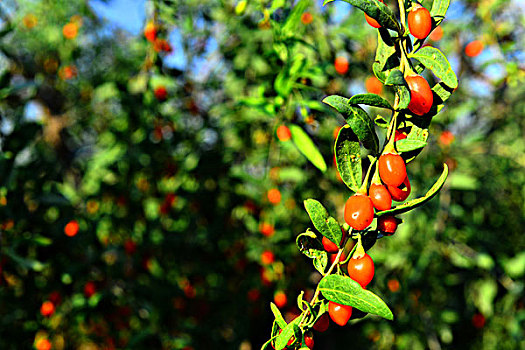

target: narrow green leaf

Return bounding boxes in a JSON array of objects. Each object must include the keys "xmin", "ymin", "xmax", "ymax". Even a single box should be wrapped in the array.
[
  {"xmin": 271, "ymin": 302, "xmax": 288, "ymax": 330},
  {"xmin": 377, "ymin": 164, "xmax": 449, "ymax": 216},
  {"xmin": 430, "ymin": 0, "xmax": 450, "ymax": 22},
  {"xmin": 3, "ymin": 248, "xmax": 46, "ymax": 272},
  {"xmin": 313, "ymin": 252, "xmax": 328, "ymax": 274},
  {"xmin": 306, "ymin": 301, "xmax": 329, "ymax": 328},
  {"xmin": 334, "ymin": 125, "xmax": 362, "ymax": 192},
  {"xmin": 319, "ymin": 274, "xmax": 394, "ymax": 320},
  {"xmin": 374, "ymin": 115, "xmax": 389, "ymax": 128},
  {"xmin": 282, "ymin": 0, "xmax": 310, "ymax": 37},
  {"xmin": 304, "ymin": 200, "xmax": 343, "ymax": 247},
  {"xmin": 296, "ymin": 230, "xmax": 328, "ymax": 274},
  {"xmin": 412, "ymin": 58, "xmax": 426, "ymax": 74},
  {"xmin": 323, "ymin": 96, "xmax": 379, "ymax": 153},
  {"xmin": 384, "ymin": 69, "xmax": 411, "ymax": 109},
  {"xmin": 289, "ymin": 125, "xmax": 327, "ymax": 172},
  {"xmin": 296, "ymin": 230, "xmax": 323, "ymax": 257},
  {"xmin": 275, "ymin": 318, "xmax": 300, "ymax": 350},
  {"xmin": 325, "ymin": 0, "xmax": 400, "ymax": 32},
  {"xmin": 409, "ymin": 46, "xmax": 458, "ymax": 88},
  {"xmin": 373, "ymin": 32, "xmax": 399, "ymax": 83},
  {"xmin": 432, "ymin": 81, "xmax": 454, "ymax": 104},
  {"xmin": 274, "ymin": 69, "xmax": 293, "ymax": 97},
  {"xmin": 396, "ymin": 139, "xmax": 427, "ymax": 152},
  {"xmin": 384, "ymin": 69, "xmax": 405, "ymax": 86},
  {"xmin": 348, "ymin": 93, "xmax": 392, "ymax": 110},
  {"xmin": 32, "ymin": 235, "xmax": 52, "ymax": 246}
]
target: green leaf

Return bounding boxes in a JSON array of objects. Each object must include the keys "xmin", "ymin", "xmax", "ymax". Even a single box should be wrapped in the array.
[
  {"xmin": 296, "ymin": 230, "xmax": 328, "ymax": 274},
  {"xmin": 323, "ymin": 95, "xmax": 379, "ymax": 153},
  {"xmin": 374, "ymin": 115, "xmax": 389, "ymax": 128},
  {"xmin": 32, "ymin": 235, "xmax": 53, "ymax": 246},
  {"xmin": 3, "ymin": 248, "xmax": 46, "ymax": 272},
  {"xmin": 319, "ymin": 274, "xmax": 394, "ymax": 320},
  {"xmin": 271, "ymin": 302, "xmax": 288, "ymax": 330},
  {"xmin": 384, "ymin": 69, "xmax": 405, "ymax": 86},
  {"xmin": 396, "ymin": 123, "xmax": 429, "ymax": 157},
  {"xmin": 275, "ymin": 318, "xmax": 300, "ymax": 350},
  {"xmin": 282, "ymin": 0, "xmax": 310, "ymax": 38},
  {"xmin": 396, "ymin": 139, "xmax": 427, "ymax": 152},
  {"xmin": 501, "ymin": 252, "xmax": 525, "ymax": 278},
  {"xmin": 377, "ymin": 164, "xmax": 448, "ymax": 216},
  {"xmin": 447, "ymin": 172, "xmax": 479, "ymax": 190},
  {"xmin": 296, "ymin": 230, "xmax": 323, "ymax": 257},
  {"xmin": 348, "ymin": 93, "xmax": 392, "ymax": 110},
  {"xmin": 430, "ymin": 0, "xmax": 450, "ymax": 23},
  {"xmin": 334, "ymin": 125, "xmax": 362, "ymax": 192},
  {"xmin": 324, "ymin": 0, "xmax": 401, "ymax": 33},
  {"xmin": 288, "ymin": 125, "xmax": 327, "ymax": 172},
  {"xmin": 373, "ymin": 32, "xmax": 399, "ymax": 83},
  {"xmin": 274, "ymin": 69, "xmax": 293, "ymax": 97},
  {"xmin": 409, "ymin": 46, "xmax": 458, "ymax": 89},
  {"xmin": 432, "ymin": 81, "xmax": 454, "ymax": 105},
  {"xmin": 306, "ymin": 301, "xmax": 329, "ymax": 328},
  {"xmin": 384, "ymin": 69, "xmax": 411, "ymax": 109},
  {"xmin": 304, "ymin": 200, "xmax": 342, "ymax": 247}
]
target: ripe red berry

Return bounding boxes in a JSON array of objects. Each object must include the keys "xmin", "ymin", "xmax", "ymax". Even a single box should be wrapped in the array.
[
  {"xmin": 472, "ymin": 313, "xmax": 486, "ymax": 329},
  {"xmin": 378, "ymin": 153, "xmax": 407, "ymax": 188},
  {"xmin": 394, "ymin": 130, "xmax": 408, "ymax": 142},
  {"xmin": 304, "ymin": 331, "xmax": 314, "ymax": 349},
  {"xmin": 347, "ymin": 253, "xmax": 375, "ymax": 288},
  {"xmin": 124, "ymin": 239, "xmax": 137, "ymax": 255},
  {"xmin": 64, "ymin": 220, "xmax": 79, "ymax": 237},
  {"xmin": 259, "ymin": 222, "xmax": 275, "ymax": 237},
  {"xmin": 387, "ymin": 175, "xmax": 411, "ymax": 202},
  {"xmin": 429, "ymin": 26, "xmax": 443, "ymax": 41},
  {"xmin": 328, "ymin": 301, "xmax": 352, "ymax": 326},
  {"xmin": 301, "ymin": 12, "xmax": 313, "ymax": 25},
  {"xmin": 35, "ymin": 338, "xmax": 52, "ymax": 350},
  {"xmin": 274, "ymin": 290, "xmax": 287, "ymax": 308},
  {"xmin": 330, "ymin": 251, "xmax": 347, "ymax": 265},
  {"xmin": 144, "ymin": 22, "xmax": 157, "ymax": 42},
  {"xmin": 261, "ymin": 250, "xmax": 275, "ymax": 265},
  {"xmin": 84, "ymin": 281, "xmax": 96, "ymax": 298},
  {"xmin": 365, "ymin": 76, "xmax": 383, "ymax": 95},
  {"xmin": 154, "ymin": 86, "xmax": 168, "ymax": 101},
  {"xmin": 368, "ymin": 183, "xmax": 392, "ymax": 211},
  {"xmin": 313, "ymin": 313, "xmax": 330, "ymax": 332},
  {"xmin": 344, "ymin": 195, "xmax": 374, "ymax": 231},
  {"xmin": 273, "ymin": 329, "xmax": 294, "ymax": 349},
  {"xmin": 439, "ymin": 130, "xmax": 455, "ymax": 146},
  {"xmin": 407, "ymin": 4, "xmax": 432, "ymax": 39},
  {"xmin": 406, "ymin": 75, "xmax": 433, "ymax": 116},
  {"xmin": 276, "ymin": 125, "xmax": 291, "ymax": 142},
  {"xmin": 377, "ymin": 216, "xmax": 399, "ymax": 235},
  {"xmin": 334, "ymin": 56, "xmax": 349, "ymax": 75},
  {"xmin": 322, "ymin": 236, "xmax": 338, "ymax": 253},
  {"xmin": 322, "ymin": 228, "xmax": 346, "ymax": 253},
  {"xmin": 40, "ymin": 301, "xmax": 55, "ymax": 317},
  {"xmin": 465, "ymin": 40, "xmax": 484, "ymax": 57},
  {"xmin": 364, "ymin": 0, "xmax": 383, "ymax": 28},
  {"xmin": 267, "ymin": 188, "xmax": 282, "ymax": 205},
  {"xmin": 48, "ymin": 291, "xmax": 62, "ymax": 306}
]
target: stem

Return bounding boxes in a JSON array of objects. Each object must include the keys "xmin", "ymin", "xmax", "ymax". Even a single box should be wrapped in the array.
[
  {"xmin": 358, "ymin": 156, "xmax": 377, "ymax": 194},
  {"xmin": 397, "ymin": 0, "xmax": 411, "ymax": 75}
]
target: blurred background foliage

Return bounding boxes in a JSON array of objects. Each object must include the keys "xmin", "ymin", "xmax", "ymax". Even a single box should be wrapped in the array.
[{"xmin": 0, "ymin": 0, "xmax": 523, "ymax": 349}]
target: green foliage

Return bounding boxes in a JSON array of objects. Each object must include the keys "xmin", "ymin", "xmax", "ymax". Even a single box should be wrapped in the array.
[
  {"xmin": 319, "ymin": 274, "xmax": 393, "ymax": 320},
  {"xmin": 334, "ymin": 125, "xmax": 362, "ymax": 192},
  {"xmin": 0, "ymin": 0, "xmax": 522, "ymax": 349}
]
